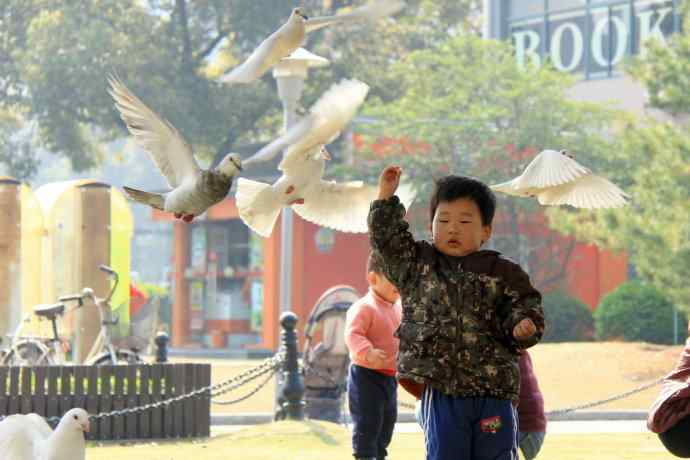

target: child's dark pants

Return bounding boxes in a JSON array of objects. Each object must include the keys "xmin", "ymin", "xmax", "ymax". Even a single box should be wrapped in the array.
[
  {"xmin": 420, "ymin": 386, "xmax": 518, "ymax": 460},
  {"xmin": 348, "ymin": 364, "xmax": 398, "ymax": 460}
]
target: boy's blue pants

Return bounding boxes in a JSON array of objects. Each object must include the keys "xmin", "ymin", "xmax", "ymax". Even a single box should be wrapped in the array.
[
  {"xmin": 348, "ymin": 364, "xmax": 398, "ymax": 459},
  {"xmin": 420, "ymin": 386, "xmax": 518, "ymax": 460}
]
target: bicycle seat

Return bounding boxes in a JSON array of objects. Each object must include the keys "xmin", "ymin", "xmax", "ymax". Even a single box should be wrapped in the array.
[{"xmin": 33, "ymin": 303, "xmax": 65, "ymax": 318}]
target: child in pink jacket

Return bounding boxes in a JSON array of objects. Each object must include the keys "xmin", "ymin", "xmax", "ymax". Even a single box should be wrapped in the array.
[{"xmin": 345, "ymin": 251, "xmax": 402, "ymax": 460}]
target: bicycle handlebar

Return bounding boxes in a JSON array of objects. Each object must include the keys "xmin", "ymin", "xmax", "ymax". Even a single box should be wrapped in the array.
[
  {"xmin": 99, "ymin": 265, "xmax": 119, "ymax": 303},
  {"xmin": 58, "ymin": 294, "xmax": 83, "ymax": 303},
  {"xmin": 99, "ymin": 264, "xmax": 116, "ymax": 276}
]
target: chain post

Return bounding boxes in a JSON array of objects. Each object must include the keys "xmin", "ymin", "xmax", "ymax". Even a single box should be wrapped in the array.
[
  {"xmin": 154, "ymin": 331, "xmax": 170, "ymax": 363},
  {"xmin": 276, "ymin": 312, "xmax": 305, "ymax": 421}
]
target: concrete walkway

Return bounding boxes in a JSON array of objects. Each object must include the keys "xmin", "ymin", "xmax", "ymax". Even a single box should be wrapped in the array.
[{"xmin": 210, "ymin": 420, "xmax": 650, "ymax": 437}]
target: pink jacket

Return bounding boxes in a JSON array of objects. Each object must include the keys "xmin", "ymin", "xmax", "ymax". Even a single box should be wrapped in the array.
[
  {"xmin": 344, "ymin": 289, "xmax": 402, "ymax": 374},
  {"xmin": 648, "ymin": 338, "xmax": 690, "ymax": 433}
]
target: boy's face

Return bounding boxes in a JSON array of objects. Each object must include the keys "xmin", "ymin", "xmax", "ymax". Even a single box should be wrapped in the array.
[
  {"xmin": 431, "ymin": 198, "xmax": 492, "ymax": 257},
  {"xmin": 368, "ymin": 271, "xmax": 400, "ymax": 303}
]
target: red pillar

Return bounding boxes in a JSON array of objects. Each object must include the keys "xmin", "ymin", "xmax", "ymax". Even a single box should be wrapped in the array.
[
  {"xmin": 172, "ymin": 221, "xmax": 190, "ymax": 347},
  {"xmin": 262, "ymin": 220, "xmax": 282, "ymax": 351}
]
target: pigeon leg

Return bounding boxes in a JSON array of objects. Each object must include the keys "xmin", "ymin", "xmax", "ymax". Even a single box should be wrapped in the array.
[
  {"xmin": 174, "ymin": 213, "xmax": 182, "ymax": 219},
  {"xmin": 289, "ymin": 198, "xmax": 305, "ymax": 205},
  {"xmin": 320, "ymin": 148, "xmax": 331, "ymax": 160},
  {"xmin": 182, "ymin": 214, "xmax": 195, "ymax": 223},
  {"xmin": 286, "ymin": 185, "xmax": 295, "ymax": 194}
]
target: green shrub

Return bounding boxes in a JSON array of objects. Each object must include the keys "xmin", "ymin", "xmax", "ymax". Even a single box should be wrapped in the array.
[
  {"xmin": 594, "ymin": 280, "xmax": 686, "ymax": 345},
  {"xmin": 542, "ymin": 291, "xmax": 594, "ymax": 342}
]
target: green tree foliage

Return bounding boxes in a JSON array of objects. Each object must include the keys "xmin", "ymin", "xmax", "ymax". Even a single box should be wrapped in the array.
[
  {"xmin": 0, "ymin": 0, "xmax": 480, "ymax": 177},
  {"xmin": 548, "ymin": 8, "xmax": 690, "ymax": 313},
  {"xmin": 595, "ymin": 280, "xmax": 686, "ymax": 345},
  {"xmin": 0, "ymin": 0, "xmax": 301, "ymax": 173},
  {"xmin": 542, "ymin": 290, "xmax": 594, "ymax": 343}
]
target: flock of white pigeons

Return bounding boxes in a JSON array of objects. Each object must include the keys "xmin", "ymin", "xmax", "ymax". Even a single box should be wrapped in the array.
[
  {"xmin": 0, "ymin": 2, "xmax": 629, "ymax": 460},
  {"xmin": 109, "ymin": 0, "xmax": 627, "ymax": 236}
]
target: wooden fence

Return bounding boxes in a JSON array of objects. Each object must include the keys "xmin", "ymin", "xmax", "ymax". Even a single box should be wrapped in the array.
[{"xmin": 0, "ymin": 363, "xmax": 211, "ymax": 440}]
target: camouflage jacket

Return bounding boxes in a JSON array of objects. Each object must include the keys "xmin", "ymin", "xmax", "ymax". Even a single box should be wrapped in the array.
[{"xmin": 368, "ymin": 195, "xmax": 544, "ymax": 401}]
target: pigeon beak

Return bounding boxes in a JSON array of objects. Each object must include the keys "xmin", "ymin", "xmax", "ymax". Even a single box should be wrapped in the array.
[
  {"xmin": 299, "ymin": 12, "xmax": 309, "ymax": 20},
  {"xmin": 82, "ymin": 420, "xmax": 90, "ymax": 433}
]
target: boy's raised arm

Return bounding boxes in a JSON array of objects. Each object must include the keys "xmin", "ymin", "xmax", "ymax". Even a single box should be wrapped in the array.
[{"xmin": 368, "ymin": 166, "xmax": 419, "ymax": 289}]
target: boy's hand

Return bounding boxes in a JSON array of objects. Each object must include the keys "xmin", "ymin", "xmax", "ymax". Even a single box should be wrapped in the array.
[
  {"xmin": 365, "ymin": 348, "xmax": 388, "ymax": 369},
  {"xmin": 513, "ymin": 318, "xmax": 537, "ymax": 341},
  {"xmin": 378, "ymin": 166, "xmax": 402, "ymax": 200}
]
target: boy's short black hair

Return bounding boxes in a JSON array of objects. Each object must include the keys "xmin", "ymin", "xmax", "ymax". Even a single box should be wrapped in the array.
[
  {"xmin": 429, "ymin": 175, "xmax": 496, "ymax": 226},
  {"xmin": 367, "ymin": 250, "xmax": 385, "ymax": 274}
]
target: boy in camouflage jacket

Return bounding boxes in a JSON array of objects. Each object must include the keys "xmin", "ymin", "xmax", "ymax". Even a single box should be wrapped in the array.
[{"xmin": 368, "ymin": 166, "xmax": 545, "ymax": 460}]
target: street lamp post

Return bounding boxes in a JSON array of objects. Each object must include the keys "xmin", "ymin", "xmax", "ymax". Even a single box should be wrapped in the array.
[
  {"xmin": 271, "ymin": 48, "xmax": 329, "ymax": 419},
  {"xmin": 272, "ymin": 48, "xmax": 329, "ymax": 317}
]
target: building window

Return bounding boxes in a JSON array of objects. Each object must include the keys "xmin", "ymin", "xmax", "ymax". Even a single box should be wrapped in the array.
[{"xmin": 498, "ymin": 0, "xmax": 679, "ymax": 79}]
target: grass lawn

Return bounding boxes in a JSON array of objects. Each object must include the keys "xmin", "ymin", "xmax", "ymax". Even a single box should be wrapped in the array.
[
  {"xmin": 174, "ymin": 341, "xmax": 684, "ymax": 413},
  {"xmin": 87, "ymin": 420, "xmax": 677, "ymax": 460}
]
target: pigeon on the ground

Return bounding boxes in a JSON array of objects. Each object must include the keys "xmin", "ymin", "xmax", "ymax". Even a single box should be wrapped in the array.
[
  {"xmin": 236, "ymin": 79, "xmax": 415, "ymax": 237},
  {"xmin": 490, "ymin": 149, "xmax": 629, "ymax": 208},
  {"xmin": 220, "ymin": 1, "xmax": 405, "ymax": 85},
  {"xmin": 108, "ymin": 77, "xmax": 243, "ymax": 222},
  {"xmin": 0, "ymin": 408, "xmax": 90, "ymax": 460}
]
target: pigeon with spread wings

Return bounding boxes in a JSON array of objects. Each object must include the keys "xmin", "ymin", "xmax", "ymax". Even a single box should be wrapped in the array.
[
  {"xmin": 236, "ymin": 79, "xmax": 415, "ymax": 237},
  {"xmin": 490, "ymin": 149, "xmax": 629, "ymax": 208},
  {"xmin": 108, "ymin": 77, "xmax": 243, "ymax": 222},
  {"xmin": 220, "ymin": 1, "xmax": 405, "ymax": 85}
]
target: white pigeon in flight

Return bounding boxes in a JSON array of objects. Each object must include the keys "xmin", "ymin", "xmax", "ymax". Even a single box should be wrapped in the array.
[
  {"xmin": 220, "ymin": 1, "xmax": 405, "ymax": 84},
  {"xmin": 490, "ymin": 149, "xmax": 629, "ymax": 208},
  {"xmin": 108, "ymin": 76, "xmax": 243, "ymax": 222},
  {"xmin": 0, "ymin": 408, "xmax": 90, "ymax": 460},
  {"xmin": 235, "ymin": 79, "xmax": 415, "ymax": 237}
]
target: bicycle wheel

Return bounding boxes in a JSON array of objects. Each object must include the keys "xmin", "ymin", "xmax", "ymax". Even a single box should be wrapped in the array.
[
  {"xmin": 2, "ymin": 341, "xmax": 54, "ymax": 366},
  {"xmin": 91, "ymin": 349, "xmax": 143, "ymax": 365}
]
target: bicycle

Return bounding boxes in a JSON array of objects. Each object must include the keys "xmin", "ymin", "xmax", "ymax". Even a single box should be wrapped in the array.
[{"xmin": 1, "ymin": 265, "xmax": 142, "ymax": 366}]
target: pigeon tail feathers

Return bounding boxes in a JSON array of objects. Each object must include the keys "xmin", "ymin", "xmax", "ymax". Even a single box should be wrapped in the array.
[
  {"xmin": 123, "ymin": 186, "xmax": 165, "ymax": 210},
  {"xmin": 236, "ymin": 178, "xmax": 282, "ymax": 238}
]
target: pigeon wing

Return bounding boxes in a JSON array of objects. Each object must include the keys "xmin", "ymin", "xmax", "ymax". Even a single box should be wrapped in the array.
[
  {"xmin": 489, "ymin": 178, "xmax": 533, "ymax": 197},
  {"xmin": 0, "ymin": 414, "xmax": 47, "ymax": 460},
  {"xmin": 279, "ymin": 79, "xmax": 369, "ymax": 173},
  {"xmin": 537, "ymin": 174, "xmax": 629, "ymax": 209},
  {"xmin": 219, "ymin": 26, "xmax": 296, "ymax": 84},
  {"xmin": 293, "ymin": 180, "xmax": 415, "ymax": 233},
  {"xmin": 305, "ymin": 0, "xmax": 405, "ymax": 33},
  {"xmin": 244, "ymin": 79, "xmax": 368, "ymax": 169},
  {"xmin": 514, "ymin": 150, "xmax": 591, "ymax": 190},
  {"xmin": 24, "ymin": 414, "xmax": 53, "ymax": 440},
  {"xmin": 242, "ymin": 116, "xmax": 315, "ymax": 167},
  {"xmin": 108, "ymin": 76, "xmax": 200, "ymax": 188}
]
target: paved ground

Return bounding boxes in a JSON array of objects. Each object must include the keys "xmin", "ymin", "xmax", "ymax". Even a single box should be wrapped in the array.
[{"xmin": 210, "ymin": 419, "xmax": 649, "ymax": 437}]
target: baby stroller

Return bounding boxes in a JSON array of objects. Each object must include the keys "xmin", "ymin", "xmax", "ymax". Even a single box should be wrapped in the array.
[{"xmin": 302, "ymin": 285, "xmax": 360, "ymax": 423}]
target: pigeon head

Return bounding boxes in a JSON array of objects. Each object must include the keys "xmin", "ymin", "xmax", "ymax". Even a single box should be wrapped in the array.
[
  {"xmin": 216, "ymin": 153, "xmax": 243, "ymax": 177},
  {"xmin": 291, "ymin": 8, "xmax": 309, "ymax": 21},
  {"xmin": 59, "ymin": 408, "xmax": 90, "ymax": 433}
]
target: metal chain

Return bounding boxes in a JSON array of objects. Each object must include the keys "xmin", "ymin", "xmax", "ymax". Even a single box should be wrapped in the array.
[
  {"xmin": 395, "ymin": 376, "xmax": 665, "ymax": 416},
  {"xmin": 89, "ymin": 354, "xmax": 284, "ymax": 421},
  {"xmin": 544, "ymin": 375, "xmax": 665, "ymax": 417},
  {"xmin": 211, "ymin": 368, "xmax": 277, "ymax": 405},
  {"xmin": 1, "ymin": 355, "xmax": 284, "ymax": 424},
  {"xmin": 399, "ymin": 400, "xmax": 416, "ymax": 410}
]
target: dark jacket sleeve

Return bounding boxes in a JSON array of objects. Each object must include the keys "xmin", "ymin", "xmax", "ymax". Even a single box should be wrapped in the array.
[
  {"xmin": 495, "ymin": 260, "xmax": 544, "ymax": 350},
  {"xmin": 367, "ymin": 195, "xmax": 419, "ymax": 290}
]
